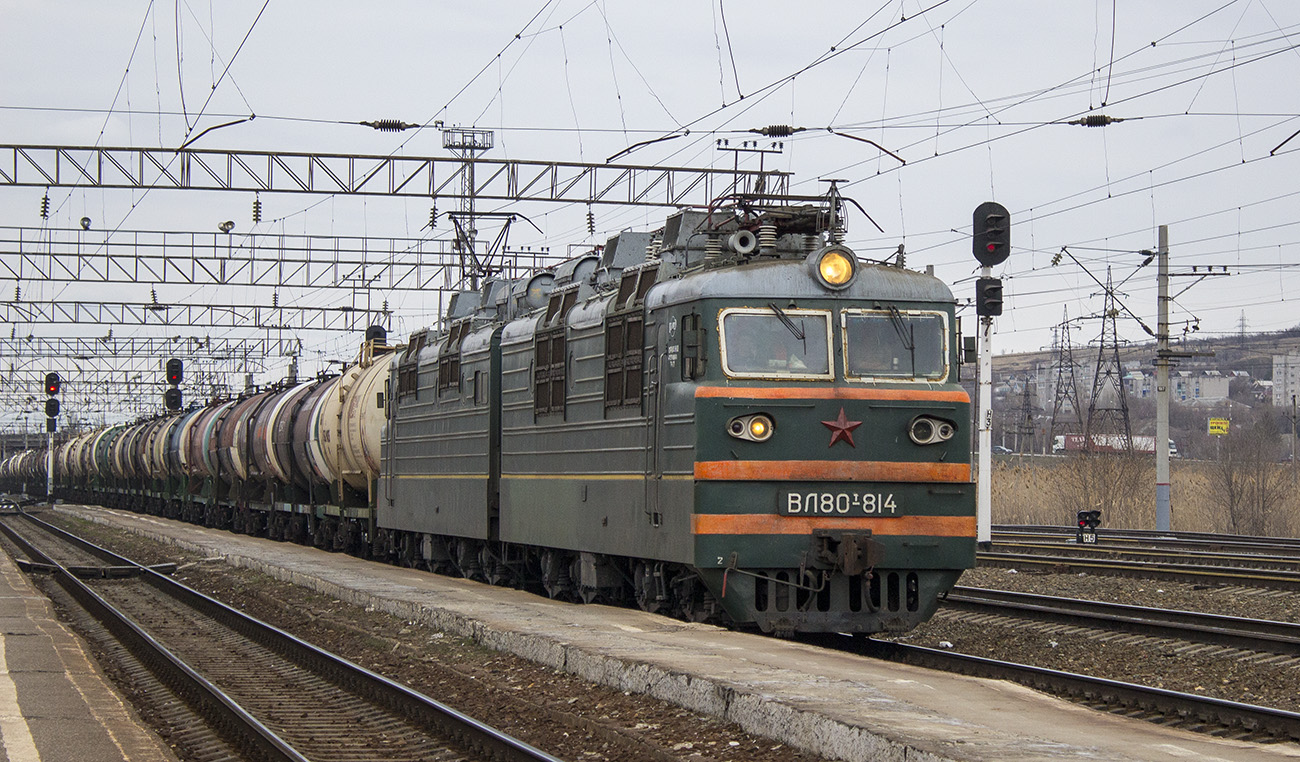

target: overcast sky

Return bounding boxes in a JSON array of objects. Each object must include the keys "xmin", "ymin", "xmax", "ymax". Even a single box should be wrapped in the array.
[{"xmin": 3, "ymin": 1, "xmax": 1300, "ymax": 393}]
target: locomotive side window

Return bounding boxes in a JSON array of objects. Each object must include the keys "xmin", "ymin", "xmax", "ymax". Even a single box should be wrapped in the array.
[
  {"xmin": 842, "ymin": 309, "xmax": 947, "ymax": 381},
  {"xmin": 534, "ymin": 326, "xmax": 567, "ymax": 415},
  {"xmin": 680, "ymin": 312, "xmax": 705, "ymax": 381},
  {"xmin": 604, "ymin": 312, "xmax": 644, "ymax": 409},
  {"xmin": 438, "ymin": 322, "xmax": 468, "ymax": 396},
  {"xmin": 397, "ymin": 332, "xmax": 426, "ymax": 400},
  {"xmin": 719, "ymin": 308, "xmax": 832, "ymax": 379}
]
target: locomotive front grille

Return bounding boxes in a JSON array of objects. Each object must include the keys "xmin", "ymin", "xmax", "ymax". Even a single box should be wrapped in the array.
[{"xmin": 752, "ymin": 569, "xmax": 920, "ymax": 615}]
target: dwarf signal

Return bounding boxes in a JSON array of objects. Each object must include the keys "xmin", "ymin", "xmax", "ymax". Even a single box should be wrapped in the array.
[{"xmin": 1075, "ymin": 509, "xmax": 1101, "ymax": 544}]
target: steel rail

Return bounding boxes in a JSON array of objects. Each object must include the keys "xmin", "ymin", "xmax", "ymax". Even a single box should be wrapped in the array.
[
  {"xmin": 994, "ymin": 524, "xmax": 1300, "ymax": 555},
  {"xmin": 945, "ymin": 586, "xmax": 1300, "ymax": 654},
  {"xmin": 862, "ymin": 641, "xmax": 1300, "ymax": 743},
  {"xmin": 0, "ymin": 516, "xmax": 310, "ymax": 762},
  {"xmin": 989, "ymin": 540, "xmax": 1300, "ymax": 569},
  {"xmin": 976, "ymin": 550, "xmax": 1300, "ymax": 590},
  {"xmin": 994, "ymin": 531, "xmax": 1300, "ymax": 559},
  {"xmin": 9, "ymin": 511, "xmax": 566, "ymax": 762}
]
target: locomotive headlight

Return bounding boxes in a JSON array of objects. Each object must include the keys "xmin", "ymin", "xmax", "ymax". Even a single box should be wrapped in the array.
[
  {"xmin": 809, "ymin": 245, "xmax": 857, "ymax": 290},
  {"xmin": 728, "ymin": 413, "xmax": 775, "ymax": 442},
  {"xmin": 909, "ymin": 415, "xmax": 956, "ymax": 445}
]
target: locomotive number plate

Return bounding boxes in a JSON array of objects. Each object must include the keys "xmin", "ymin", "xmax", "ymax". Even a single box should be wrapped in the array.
[{"xmin": 781, "ymin": 492, "xmax": 899, "ymax": 516}]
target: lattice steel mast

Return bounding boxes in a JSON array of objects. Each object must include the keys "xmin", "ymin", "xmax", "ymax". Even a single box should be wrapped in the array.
[
  {"xmin": 1085, "ymin": 268, "xmax": 1132, "ymax": 446},
  {"xmin": 1048, "ymin": 306, "xmax": 1085, "ymax": 445},
  {"xmin": 1015, "ymin": 375, "xmax": 1036, "ymax": 452}
]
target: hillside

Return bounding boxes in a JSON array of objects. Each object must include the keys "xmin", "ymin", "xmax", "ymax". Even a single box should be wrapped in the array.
[{"xmin": 992, "ymin": 326, "xmax": 1300, "ymax": 380}]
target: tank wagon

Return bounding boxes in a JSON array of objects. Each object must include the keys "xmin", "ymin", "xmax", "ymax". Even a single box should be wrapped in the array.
[{"xmin": 7, "ymin": 197, "xmax": 975, "ymax": 635}]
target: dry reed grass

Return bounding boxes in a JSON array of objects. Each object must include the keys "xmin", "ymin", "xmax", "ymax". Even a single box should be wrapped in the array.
[{"xmin": 990, "ymin": 455, "xmax": 1300, "ymax": 537}]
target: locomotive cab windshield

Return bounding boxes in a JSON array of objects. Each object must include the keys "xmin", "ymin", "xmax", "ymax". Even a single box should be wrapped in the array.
[
  {"xmin": 720, "ymin": 305, "xmax": 950, "ymax": 383},
  {"xmin": 842, "ymin": 309, "xmax": 948, "ymax": 381},
  {"xmin": 720, "ymin": 308, "xmax": 832, "ymax": 379}
]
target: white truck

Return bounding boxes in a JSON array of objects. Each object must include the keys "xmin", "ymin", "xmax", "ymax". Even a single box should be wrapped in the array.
[{"xmin": 1052, "ymin": 434, "xmax": 1177, "ymax": 457}]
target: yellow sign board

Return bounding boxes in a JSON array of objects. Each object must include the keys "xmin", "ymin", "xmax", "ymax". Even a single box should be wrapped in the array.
[{"xmin": 1208, "ymin": 417, "xmax": 1230, "ymax": 436}]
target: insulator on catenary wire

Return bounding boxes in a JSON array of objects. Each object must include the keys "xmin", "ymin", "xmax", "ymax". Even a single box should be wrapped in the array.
[
  {"xmin": 252, "ymin": 195, "xmax": 262, "ymax": 224},
  {"xmin": 748, "ymin": 124, "xmax": 806, "ymax": 137},
  {"xmin": 586, "ymin": 208, "xmax": 595, "ymax": 236},
  {"xmin": 1067, "ymin": 114, "xmax": 1124, "ymax": 127},
  {"xmin": 360, "ymin": 119, "xmax": 419, "ymax": 132},
  {"xmin": 429, "ymin": 204, "xmax": 438, "ymax": 229},
  {"xmin": 39, "ymin": 193, "xmax": 49, "ymax": 220}
]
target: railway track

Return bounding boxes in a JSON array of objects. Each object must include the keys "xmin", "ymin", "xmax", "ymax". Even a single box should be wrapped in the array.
[
  {"xmin": 994, "ymin": 524, "xmax": 1300, "ymax": 558},
  {"xmin": 809, "ymin": 582, "xmax": 1300, "ymax": 743},
  {"xmin": 944, "ymin": 585, "xmax": 1300, "ymax": 656},
  {"xmin": 856, "ymin": 640, "xmax": 1300, "ymax": 743},
  {"xmin": 989, "ymin": 539, "xmax": 1300, "ymax": 572},
  {"xmin": 977, "ymin": 544, "xmax": 1300, "ymax": 591},
  {"xmin": 815, "ymin": 584, "xmax": 1300, "ymax": 743},
  {"xmin": 0, "ymin": 511, "xmax": 565, "ymax": 762}
]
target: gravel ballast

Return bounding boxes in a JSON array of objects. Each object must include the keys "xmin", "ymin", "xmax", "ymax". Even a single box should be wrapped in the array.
[{"xmin": 888, "ymin": 566, "xmax": 1300, "ymax": 712}]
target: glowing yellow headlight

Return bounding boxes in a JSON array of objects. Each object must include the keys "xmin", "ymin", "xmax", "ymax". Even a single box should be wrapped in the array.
[
  {"xmin": 728, "ymin": 413, "xmax": 775, "ymax": 442},
  {"xmin": 817, "ymin": 249, "xmax": 854, "ymax": 286}
]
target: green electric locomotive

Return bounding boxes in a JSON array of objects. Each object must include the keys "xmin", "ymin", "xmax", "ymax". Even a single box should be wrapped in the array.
[
  {"xmin": 378, "ymin": 198, "xmax": 975, "ymax": 634},
  {"xmin": 10, "ymin": 194, "xmax": 976, "ymax": 636}
]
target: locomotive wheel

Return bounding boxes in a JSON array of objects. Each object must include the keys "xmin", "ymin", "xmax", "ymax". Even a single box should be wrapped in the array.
[
  {"xmin": 539, "ymin": 550, "xmax": 574, "ymax": 600},
  {"xmin": 633, "ymin": 561, "xmax": 666, "ymax": 613},
  {"xmin": 452, "ymin": 539, "xmax": 484, "ymax": 581},
  {"xmin": 397, "ymin": 532, "xmax": 419, "ymax": 568},
  {"xmin": 480, "ymin": 546, "xmax": 507, "ymax": 586}
]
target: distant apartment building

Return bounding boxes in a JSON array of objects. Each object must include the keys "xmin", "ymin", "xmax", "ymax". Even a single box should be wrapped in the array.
[
  {"xmin": 1273, "ymin": 353, "xmax": 1300, "ymax": 408},
  {"xmin": 1116, "ymin": 367, "xmax": 1230, "ymax": 402}
]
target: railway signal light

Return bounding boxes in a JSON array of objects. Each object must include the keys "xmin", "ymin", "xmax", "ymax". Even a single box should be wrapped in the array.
[
  {"xmin": 975, "ymin": 277, "xmax": 1003, "ymax": 317},
  {"xmin": 164, "ymin": 357, "xmax": 183, "ymax": 410},
  {"xmin": 166, "ymin": 358, "xmax": 183, "ymax": 385},
  {"xmin": 1076, "ymin": 510, "xmax": 1102, "ymax": 544},
  {"xmin": 972, "ymin": 201, "xmax": 1011, "ymax": 267},
  {"xmin": 44, "ymin": 370, "xmax": 61, "ymax": 433}
]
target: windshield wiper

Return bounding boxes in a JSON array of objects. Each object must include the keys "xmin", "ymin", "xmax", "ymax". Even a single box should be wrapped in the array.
[
  {"xmin": 768, "ymin": 302, "xmax": 807, "ymax": 353},
  {"xmin": 887, "ymin": 306, "xmax": 916, "ymax": 373}
]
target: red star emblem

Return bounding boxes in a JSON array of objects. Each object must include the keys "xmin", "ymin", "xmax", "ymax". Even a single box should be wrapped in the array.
[{"xmin": 821, "ymin": 407, "xmax": 862, "ymax": 448}]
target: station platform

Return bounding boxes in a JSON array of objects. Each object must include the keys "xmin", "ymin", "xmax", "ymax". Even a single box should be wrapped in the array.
[
  {"xmin": 64, "ymin": 504, "xmax": 1300, "ymax": 762},
  {"xmin": 0, "ymin": 527, "xmax": 177, "ymax": 762}
]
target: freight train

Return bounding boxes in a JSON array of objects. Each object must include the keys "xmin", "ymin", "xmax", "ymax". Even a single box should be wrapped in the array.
[{"xmin": 1, "ymin": 198, "xmax": 976, "ymax": 635}]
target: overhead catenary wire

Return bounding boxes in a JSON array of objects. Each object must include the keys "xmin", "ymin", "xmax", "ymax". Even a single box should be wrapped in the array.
[{"xmin": 11, "ymin": 2, "xmax": 1300, "ymax": 389}]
